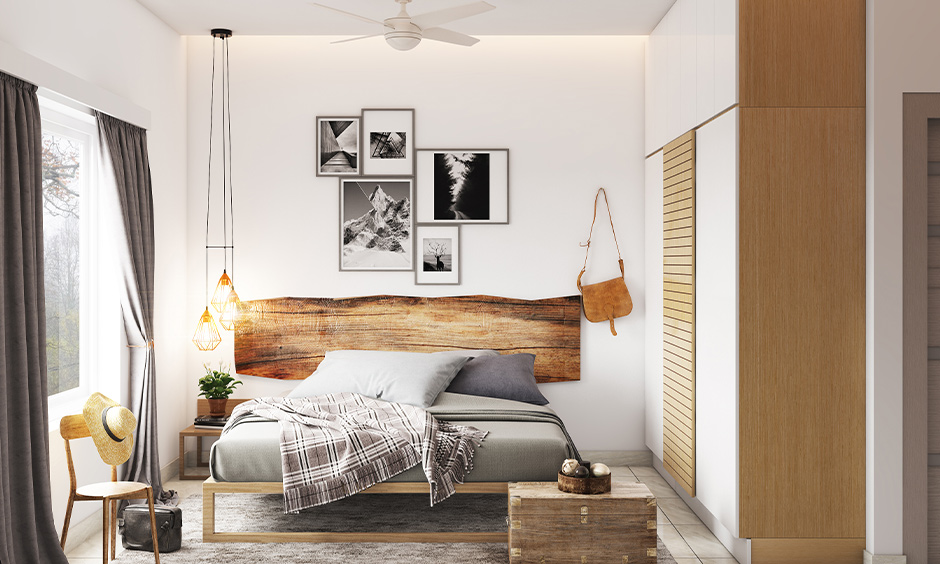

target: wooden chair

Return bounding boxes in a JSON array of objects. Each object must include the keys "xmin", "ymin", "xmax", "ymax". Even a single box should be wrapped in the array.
[{"xmin": 59, "ymin": 414, "xmax": 161, "ymax": 564}]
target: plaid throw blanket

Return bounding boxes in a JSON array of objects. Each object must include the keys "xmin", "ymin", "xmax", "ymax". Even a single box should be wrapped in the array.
[{"xmin": 225, "ymin": 393, "xmax": 488, "ymax": 513}]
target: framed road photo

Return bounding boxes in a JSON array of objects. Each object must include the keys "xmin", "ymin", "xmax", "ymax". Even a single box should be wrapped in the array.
[
  {"xmin": 415, "ymin": 225, "xmax": 460, "ymax": 285},
  {"xmin": 339, "ymin": 178, "xmax": 414, "ymax": 271},
  {"xmin": 316, "ymin": 117, "xmax": 360, "ymax": 176},
  {"xmin": 361, "ymin": 108, "xmax": 415, "ymax": 176},
  {"xmin": 416, "ymin": 149, "xmax": 509, "ymax": 224}
]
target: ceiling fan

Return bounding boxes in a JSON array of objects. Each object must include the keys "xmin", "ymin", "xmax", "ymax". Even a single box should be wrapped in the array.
[{"xmin": 310, "ymin": 0, "xmax": 496, "ymax": 51}]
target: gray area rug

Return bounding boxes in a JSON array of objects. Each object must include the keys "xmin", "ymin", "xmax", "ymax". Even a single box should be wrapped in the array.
[{"xmin": 114, "ymin": 493, "xmax": 676, "ymax": 563}]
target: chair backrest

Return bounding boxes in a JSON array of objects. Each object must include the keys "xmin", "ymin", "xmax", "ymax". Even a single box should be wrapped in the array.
[
  {"xmin": 60, "ymin": 414, "xmax": 90, "ymax": 440},
  {"xmin": 60, "ymin": 414, "xmax": 117, "ymax": 489}
]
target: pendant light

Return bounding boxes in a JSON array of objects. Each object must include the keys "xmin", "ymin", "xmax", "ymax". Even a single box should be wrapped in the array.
[{"xmin": 193, "ymin": 28, "xmax": 241, "ymax": 349}]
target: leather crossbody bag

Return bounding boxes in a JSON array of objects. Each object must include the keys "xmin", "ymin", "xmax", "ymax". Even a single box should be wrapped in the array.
[
  {"xmin": 577, "ymin": 188, "xmax": 633, "ymax": 336},
  {"xmin": 119, "ymin": 504, "xmax": 182, "ymax": 553}
]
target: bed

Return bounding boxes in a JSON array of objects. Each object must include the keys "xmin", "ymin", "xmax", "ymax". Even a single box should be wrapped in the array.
[{"xmin": 202, "ymin": 294, "xmax": 581, "ymax": 543}]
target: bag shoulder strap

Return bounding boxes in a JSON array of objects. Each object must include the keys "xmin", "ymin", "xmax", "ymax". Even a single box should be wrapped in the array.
[{"xmin": 578, "ymin": 188, "xmax": 623, "ymax": 291}]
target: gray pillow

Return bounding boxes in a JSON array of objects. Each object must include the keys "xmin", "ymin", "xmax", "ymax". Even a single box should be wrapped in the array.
[
  {"xmin": 445, "ymin": 353, "xmax": 549, "ymax": 405},
  {"xmin": 287, "ymin": 350, "xmax": 470, "ymax": 408}
]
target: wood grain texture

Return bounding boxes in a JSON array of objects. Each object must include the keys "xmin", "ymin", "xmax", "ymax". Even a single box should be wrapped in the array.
[
  {"xmin": 508, "ymin": 480, "xmax": 656, "ymax": 564},
  {"xmin": 750, "ymin": 538, "xmax": 866, "ymax": 564},
  {"xmin": 904, "ymin": 94, "xmax": 940, "ymax": 564},
  {"xmin": 929, "ymin": 176, "xmax": 940, "ymax": 225},
  {"xmin": 739, "ymin": 107, "xmax": 865, "ymax": 538},
  {"xmin": 931, "ymin": 362, "xmax": 940, "ymax": 454},
  {"xmin": 739, "ymin": 0, "xmax": 865, "ymax": 108},
  {"xmin": 930, "ymin": 467, "xmax": 940, "ymax": 561},
  {"xmin": 930, "ymin": 120, "xmax": 940, "ymax": 163},
  {"xmin": 234, "ymin": 295, "xmax": 581, "ymax": 383},
  {"xmin": 663, "ymin": 130, "xmax": 695, "ymax": 498}
]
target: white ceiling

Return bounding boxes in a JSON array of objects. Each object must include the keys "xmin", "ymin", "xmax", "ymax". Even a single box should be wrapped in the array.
[{"xmin": 134, "ymin": 0, "xmax": 677, "ymax": 37}]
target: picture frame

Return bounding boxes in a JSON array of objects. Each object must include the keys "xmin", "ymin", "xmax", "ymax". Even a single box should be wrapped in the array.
[
  {"xmin": 415, "ymin": 225, "xmax": 460, "ymax": 285},
  {"xmin": 361, "ymin": 108, "xmax": 415, "ymax": 176},
  {"xmin": 339, "ymin": 178, "xmax": 414, "ymax": 271},
  {"xmin": 415, "ymin": 149, "xmax": 509, "ymax": 224},
  {"xmin": 316, "ymin": 116, "xmax": 360, "ymax": 176}
]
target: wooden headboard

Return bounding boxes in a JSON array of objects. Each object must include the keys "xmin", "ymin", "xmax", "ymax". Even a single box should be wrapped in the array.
[{"xmin": 234, "ymin": 295, "xmax": 581, "ymax": 383}]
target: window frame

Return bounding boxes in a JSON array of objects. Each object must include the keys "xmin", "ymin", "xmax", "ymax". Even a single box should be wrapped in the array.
[{"xmin": 40, "ymin": 97, "xmax": 101, "ymax": 421}]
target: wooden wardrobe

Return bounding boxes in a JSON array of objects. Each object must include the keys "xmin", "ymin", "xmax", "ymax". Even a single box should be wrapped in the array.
[{"xmin": 647, "ymin": 1, "xmax": 866, "ymax": 562}]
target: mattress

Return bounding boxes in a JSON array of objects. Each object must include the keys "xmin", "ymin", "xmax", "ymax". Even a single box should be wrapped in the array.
[{"xmin": 210, "ymin": 392, "xmax": 578, "ymax": 483}]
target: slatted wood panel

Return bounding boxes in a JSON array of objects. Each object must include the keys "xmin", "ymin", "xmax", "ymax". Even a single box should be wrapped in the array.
[
  {"xmin": 930, "ymin": 362, "xmax": 940, "ymax": 454},
  {"xmin": 931, "ymin": 467, "xmax": 940, "ymax": 560},
  {"xmin": 234, "ymin": 295, "xmax": 581, "ymax": 383},
  {"xmin": 739, "ymin": 108, "xmax": 865, "ymax": 539},
  {"xmin": 663, "ymin": 130, "xmax": 695, "ymax": 498}
]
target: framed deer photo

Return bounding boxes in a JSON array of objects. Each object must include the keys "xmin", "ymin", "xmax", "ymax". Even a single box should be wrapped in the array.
[{"xmin": 415, "ymin": 225, "xmax": 460, "ymax": 285}]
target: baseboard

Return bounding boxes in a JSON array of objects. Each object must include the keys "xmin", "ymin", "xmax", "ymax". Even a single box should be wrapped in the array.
[
  {"xmin": 63, "ymin": 457, "xmax": 180, "ymax": 554},
  {"xmin": 580, "ymin": 449, "xmax": 653, "ymax": 467},
  {"xmin": 751, "ymin": 538, "xmax": 865, "ymax": 564},
  {"xmin": 653, "ymin": 455, "xmax": 751, "ymax": 564},
  {"xmin": 864, "ymin": 551, "xmax": 907, "ymax": 564}
]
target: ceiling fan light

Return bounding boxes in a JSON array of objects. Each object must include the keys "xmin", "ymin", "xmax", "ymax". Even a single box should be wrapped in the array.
[{"xmin": 385, "ymin": 31, "xmax": 421, "ymax": 51}]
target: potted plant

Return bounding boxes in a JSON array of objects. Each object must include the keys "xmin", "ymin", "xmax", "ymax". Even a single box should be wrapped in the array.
[{"xmin": 198, "ymin": 363, "xmax": 243, "ymax": 417}]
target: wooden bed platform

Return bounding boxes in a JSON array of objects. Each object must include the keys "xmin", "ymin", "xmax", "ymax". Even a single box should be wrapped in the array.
[
  {"xmin": 202, "ymin": 478, "xmax": 510, "ymax": 543},
  {"xmin": 203, "ymin": 294, "xmax": 581, "ymax": 543}
]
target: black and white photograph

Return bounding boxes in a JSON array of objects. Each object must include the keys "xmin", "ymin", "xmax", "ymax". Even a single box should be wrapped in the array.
[
  {"xmin": 416, "ymin": 149, "xmax": 509, "ymax": 224},
  {"xmin": 370, "ymin": 131, "xmax": 407, "ymax": 159},
  {"xmin": 340, "ymin": 178, "xmax": 413, "ymax": 271},
  {"xmin": 316, "ymin": 117, "xmax": 360, "ymax": 176},
  {"xmin": 361, "ymin": 108, "xmax": 414, "ymax": 176},
  {"xmin": 415, "ymin": 225, "xmax": 460, "ymax": 285}
]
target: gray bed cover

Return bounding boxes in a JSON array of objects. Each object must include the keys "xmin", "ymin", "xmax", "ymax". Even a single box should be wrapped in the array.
[{"xmin": 210, "ymin": 392, "xmax": 579, "ymax": 483}]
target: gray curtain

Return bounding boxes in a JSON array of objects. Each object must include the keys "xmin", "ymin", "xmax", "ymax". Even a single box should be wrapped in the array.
[
  {"xmin": 0, "ymin": 72, "xmax": 69, "ymax": 563},
  {"xmin": 95, "ymin": 112, "xmax": 168, "ymax": 502}
]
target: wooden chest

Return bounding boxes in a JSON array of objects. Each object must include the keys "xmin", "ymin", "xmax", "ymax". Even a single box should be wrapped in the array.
[{"xmin": 507, "ymin": 479, "xmax": 657, "ymax": 563}]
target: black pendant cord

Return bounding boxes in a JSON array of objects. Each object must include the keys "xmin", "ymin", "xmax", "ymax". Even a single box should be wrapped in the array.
[
  {"xmin": 204, "ymin": 36, "xmax": 218, "ymax": 308},
  {"xmin": 225, "ymin": 38, "xmax": 235, "ymax": 283},
  {"xmin": 221, "ymin": 35, "xmax": 229, "ymax": 277}
]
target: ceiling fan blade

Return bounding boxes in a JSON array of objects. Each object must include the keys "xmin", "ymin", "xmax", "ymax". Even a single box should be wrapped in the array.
[
  {"xmin": 309, "ymin": 3, "xmax": 386, "ymax": 26},
  {"xmin": 331, "ymin": 34, "xmax": 384, "ymax": 44},
  {"xmin": 421, "ymin": 27, "xmax": 480, "ymax": 47},
  {"xmin": 411, "ymin": 1, "xmax": 496, "ymax": 30}
]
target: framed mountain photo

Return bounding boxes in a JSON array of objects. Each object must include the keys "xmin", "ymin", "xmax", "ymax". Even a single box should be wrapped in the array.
[
  {"xmin": 416, "ymin": 149, "xmax": 509, "ymax": 224},
  {"xmin": 339, "ymin": 178, "xmax": 414, "ymax": 271}
]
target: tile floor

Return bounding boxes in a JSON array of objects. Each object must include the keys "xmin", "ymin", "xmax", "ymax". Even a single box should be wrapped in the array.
[{"xmin": 66, "ymin": 466, "xmax": 739, "ymax": 563}]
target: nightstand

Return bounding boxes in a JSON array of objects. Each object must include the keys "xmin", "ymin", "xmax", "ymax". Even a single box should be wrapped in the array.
[{"xmin": 179, "ymin": 398, "xmax": 250, "ymax": 480}]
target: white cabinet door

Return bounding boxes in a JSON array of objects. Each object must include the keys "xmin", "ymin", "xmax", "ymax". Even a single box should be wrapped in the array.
[
  {"xmin": 661, "ymin": 4, "xmax": 681, "ymax": 149},
  {"xmin": 646, "ymin": 28, "xmax": 663, "ymax": 156},
  {"xmin": 696, "ymin": 0, "xmax": 716, "ymax": 125},
  {"xmin": 680, "ymin": 0, "xmax": 698, "ymax": 132},
  {"xmin": 715, "ymin": 0, "xmax": 738, "ymax": 111},
  {"xmin": 645, "ymin": 151, "xmax": 665, "ymax": 461},
  {"xmin": 693, "ymin": 108, "xmax": 739, "ymax": 536}
]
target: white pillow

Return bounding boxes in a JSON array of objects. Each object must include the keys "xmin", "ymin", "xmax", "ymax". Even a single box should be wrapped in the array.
[{"xmin": 287, "ymin": 350, "xmax": 470, "ymax": 408}]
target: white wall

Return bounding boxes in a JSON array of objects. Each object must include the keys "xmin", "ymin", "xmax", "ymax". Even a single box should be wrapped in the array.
[
  {"xmin": 0, "ymin": 0, "xmax": 188, "ymax": 538},
  {"xmin": 694, "ymin": 108, "xmax": 738, "ymax": 536},
  {"xmin": 866, "ymin": 0, "xmax": 940, "ymax": 557},
  {"xmin": 184, "ymin": 35, "xmax": 649, "ymax": 451}
]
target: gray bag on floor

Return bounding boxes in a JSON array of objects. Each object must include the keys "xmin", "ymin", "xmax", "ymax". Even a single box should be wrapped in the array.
[{"xmin": 119, "ymin": 504, "xmax": 182, "ymax": 553}]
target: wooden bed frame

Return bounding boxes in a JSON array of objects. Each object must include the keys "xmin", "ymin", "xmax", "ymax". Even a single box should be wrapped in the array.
[{"xmin": 204, "ymin": 294, "xmax": 580, "ymax": 543}]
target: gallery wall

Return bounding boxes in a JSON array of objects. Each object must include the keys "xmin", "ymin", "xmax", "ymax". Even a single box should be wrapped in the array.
[
  {"xmin": 185, "ymin": 35, "xmax": 649, "ymax": 451},
  {"xmin": 0, "ymin": 0, "xmax": 188, "ymax": 540}
]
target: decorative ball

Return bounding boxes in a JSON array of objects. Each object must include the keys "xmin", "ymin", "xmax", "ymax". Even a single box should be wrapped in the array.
[
  {"xmin": 590, "ymin": 462, "xmax": 611, "ymax": 477},
  {"xmin": 573, "ymin": 465, "xmax": 590, "ymax": 479},
  {"xmin": 561, "ymin": 459, "xmax": 580, "ymax": 476}
]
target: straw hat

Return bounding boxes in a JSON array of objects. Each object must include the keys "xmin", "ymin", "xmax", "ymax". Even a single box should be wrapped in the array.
[{"xmin": 83, "ymin": 393, "xmax": 136, "ymax": 466}]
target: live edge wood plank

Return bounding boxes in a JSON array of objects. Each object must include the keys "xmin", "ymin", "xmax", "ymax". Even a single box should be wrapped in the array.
[{"xmin": 234, "ymin": 295, "xmax": 581, "ymax": 383}]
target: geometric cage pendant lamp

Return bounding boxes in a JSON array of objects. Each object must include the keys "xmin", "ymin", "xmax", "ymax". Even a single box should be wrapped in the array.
[{"xmin": 193, "ymin": 28, "xmax": 242, "ymax": 350}]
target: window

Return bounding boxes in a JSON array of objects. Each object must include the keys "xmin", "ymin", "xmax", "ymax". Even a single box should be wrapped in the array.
[{"xmin": 40, "ymin": 97, "xmax": 100, "ymax": 415}]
